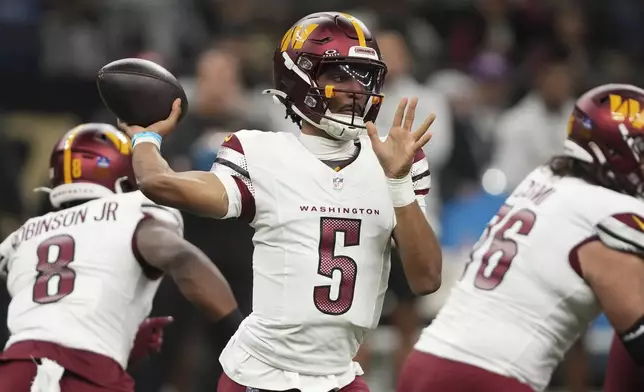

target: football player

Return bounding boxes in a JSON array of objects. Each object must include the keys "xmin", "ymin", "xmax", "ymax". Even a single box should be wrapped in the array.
[
  {"xmin": 0, "ymin": 124, "xmax": 241, "ymax": 392},
  {"xmin": 397, "ymin": 83, "xmax": 644, "ymax": 392},
  {"xmin": 117, "ymin": 11, "xmax": 442, "ymax": 392}
]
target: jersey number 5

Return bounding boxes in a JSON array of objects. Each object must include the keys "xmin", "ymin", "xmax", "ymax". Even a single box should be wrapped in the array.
[
  {"xmin": 314, "ymin": 217, "xmax": 361, "ymax": 315},
  {"xmin": 33, "ymin": 234, "xmax": 77, "ymax": 304},
  {"xmin": 467, "ymin": 204, "xmax": 536, "ymax": 290}
]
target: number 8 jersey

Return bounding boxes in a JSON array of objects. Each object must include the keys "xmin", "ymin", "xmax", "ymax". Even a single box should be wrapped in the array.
[
  {"xmin": 415, "ymin": 166, "xmax": 644, "ymax": 391},
  {"xmin": 211, "ymin": 130, "xmax": 430, "ymax": 387},
  {"xmin": 0, "ymin": 191, "xmax": 182, "ymax": 368}
]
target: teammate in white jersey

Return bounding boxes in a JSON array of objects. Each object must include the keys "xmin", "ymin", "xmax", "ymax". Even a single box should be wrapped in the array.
[
  {"xmin": 397, "ymin": 84, "xmax": 644, "ymax": 392},
  {"xmin": 117, "ymin": 11, "xmax": 442, "ymax": 392},
  {"xmin": 0, "ymin": 124, "xmax": 241, "ymax": 392}
]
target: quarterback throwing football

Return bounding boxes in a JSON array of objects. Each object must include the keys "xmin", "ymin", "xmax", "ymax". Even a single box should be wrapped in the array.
[{"xmin": 119, "ymin": 11, "xmax": 442, "ymax": 392}]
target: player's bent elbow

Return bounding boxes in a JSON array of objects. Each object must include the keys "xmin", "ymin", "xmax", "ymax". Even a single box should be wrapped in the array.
[
  {"xmin": 410, "ymin": 273, "xmax": 441, "ymax": 296},
  {"xmin": 404, "ymin": 252, "xmax": 442, "ymax": 295}
]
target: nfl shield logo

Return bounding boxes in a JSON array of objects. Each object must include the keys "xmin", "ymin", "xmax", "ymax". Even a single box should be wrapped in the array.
[
  {"xmin": 97, "ymin": 156, "xmax": 111, "ymax": 168},
  {"xmin": 333, "ymin": 174, "xmax": 344, "ymax": 191}
]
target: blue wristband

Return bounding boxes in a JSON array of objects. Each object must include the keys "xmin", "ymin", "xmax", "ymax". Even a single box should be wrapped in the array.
[{"xmin": 131, "ymin": 131, "xmax": 162, "ymax": 149}]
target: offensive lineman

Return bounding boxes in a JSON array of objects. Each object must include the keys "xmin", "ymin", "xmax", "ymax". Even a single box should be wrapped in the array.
[
  {"xmin": 398, "ymin": 84, "xmax": 644, "ymax": 392},
  {"xmin": 0, "ymin": 124, "xmax": 241, "ymax": 391},
  {"xmin": 118, "ymin": 11, "xmax": 442, "ymax": 392}
]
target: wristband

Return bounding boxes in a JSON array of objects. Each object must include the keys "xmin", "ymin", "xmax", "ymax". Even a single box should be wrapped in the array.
[
  {"xmin": 132, "ymin": 131, "xmax": 162, "ymax": 150},
  {"xmin": 388, "ymin": 173, "xmax": 415, "ymax": 207}
]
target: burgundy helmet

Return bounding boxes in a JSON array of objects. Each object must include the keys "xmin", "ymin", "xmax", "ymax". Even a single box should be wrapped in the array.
[
  {"xmin": 42, "ymin": 123, "xmax": 136, "ymax": 208},
  {"xmin": 564, "ymin": 84, "xmax": 644, "ymax": 197},
  {"xmin": 264, "ymin": 12, "xmax": 387, "ymax": 140}
]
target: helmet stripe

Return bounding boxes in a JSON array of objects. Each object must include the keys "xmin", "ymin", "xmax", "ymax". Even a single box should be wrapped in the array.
[
  {"xmin": 341, "ymin": 13, "xmax": 366, "ymax": 47},
  {"xmin": 63, "ymin": 126, "xmax": 82, "ymax": 184},
  {"xmin": 104, "ymin": 131, "xmax": 131, "ymax": 155}
]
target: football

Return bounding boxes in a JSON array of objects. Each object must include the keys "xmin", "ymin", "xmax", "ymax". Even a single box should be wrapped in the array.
[{"xmin": 96, "ymin": 58, "xmax": 188, "ymax": 128}]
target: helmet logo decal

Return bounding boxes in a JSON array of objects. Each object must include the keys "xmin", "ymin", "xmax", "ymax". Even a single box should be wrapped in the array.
[
  {"xmin": 609, "ymin": 94, "xmax": 644, "ymax": 129},
  {"xmin": 323, "ymin": 49, "xmax": 340, "ymax": 57},
  {"xmin": 582, "ymin": 117, "xmax": 592, "ymax": 129},
  {"xmin": 280, "ymin": 24, "xmax": 319, "ymax": 52},
  {"xmin": 97, "ymin": 157, "xmax": 111, "ymax": 168}
]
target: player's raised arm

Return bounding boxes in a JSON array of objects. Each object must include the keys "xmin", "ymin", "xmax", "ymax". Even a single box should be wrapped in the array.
[
  {"xmin": 118, "ymin": 99, "xmax": 229, "ymax": 218},
  {"xmin": 366, "ymin": 97, "xmax": 442, "ymax": 295},
  {"xmin": 577, "ymin": 213, "xmax": 644, "ymax": 365},
  {"xmin": 134, "ymin": 217, "xmax": 243, "ymax": 340}
]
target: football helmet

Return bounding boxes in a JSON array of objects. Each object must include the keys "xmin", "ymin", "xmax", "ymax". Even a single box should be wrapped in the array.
[
  {"xmin": 565, "ymin": 84, "xmax": 644, "ymax": 197},
  {"xmin": 264, "ymin": 12, "xmax": 387, "ymax": 141},
  {"xmin": 38, "ymin": 123, "xmax": 136, "ymax": 208}
]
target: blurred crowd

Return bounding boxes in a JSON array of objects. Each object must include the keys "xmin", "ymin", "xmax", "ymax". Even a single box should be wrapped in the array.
[{"xmin": 0, "ymin": 0, "xmax": 643, "ymax": 391}]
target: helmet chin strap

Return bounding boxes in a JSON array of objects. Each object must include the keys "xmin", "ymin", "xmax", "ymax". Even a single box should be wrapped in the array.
[
  {"xmin": 318, "ymin": 113, "xmax": 364, "ymax": 141},
  {"xmin": 262, "ymin": 89, "xmax": 365, "ymax": 141}
]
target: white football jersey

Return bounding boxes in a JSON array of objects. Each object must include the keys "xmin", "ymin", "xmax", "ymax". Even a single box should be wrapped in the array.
[
  {"xmin": 211, "ymin": 130, "xmax": 431, "ymax": 386},
  {"xmin": 415, "ymin": 166, "xmax": 644, "ymax": 391},
  {"xmin": 0, "ymin": 191, "xmax": 182, "ymax": 368}
]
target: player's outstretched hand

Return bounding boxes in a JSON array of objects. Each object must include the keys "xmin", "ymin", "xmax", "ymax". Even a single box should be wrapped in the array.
[
  {"xmin": 118, "ymin": 98, "xmax": 182, "ymax": 139},
  {"xmin": 128, "ymin": 316, "xmax": 174, "ymax": 367},
  {"xmin": 365, "ymin": 97, "xmax": 435, "ymax": 178}
]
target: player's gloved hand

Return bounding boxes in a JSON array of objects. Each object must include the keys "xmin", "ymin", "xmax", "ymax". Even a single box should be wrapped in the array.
[
  {"xmin": 365, "ymin": 97, "xmax": 435, "ymax": 178},
  {"xmin": 128, "ymin": 316, "xmax": 174, "ymax": 368},
  {"xmin": 118, "ymin": 98, "xmax": 182, "ymax": 139}
]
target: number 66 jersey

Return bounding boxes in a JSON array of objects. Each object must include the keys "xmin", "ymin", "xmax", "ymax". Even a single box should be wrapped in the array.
[{"xmin": 415, "ymin": 165, "xmax": 644, "ymax": 391}]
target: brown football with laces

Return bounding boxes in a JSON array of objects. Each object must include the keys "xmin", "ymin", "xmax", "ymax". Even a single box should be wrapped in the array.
[{"xmin": 96, "ymin": 58, "xmax": 188, "ymax": 128}]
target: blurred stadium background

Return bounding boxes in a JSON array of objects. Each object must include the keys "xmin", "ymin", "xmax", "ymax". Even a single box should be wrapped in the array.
[{"xmin": 0, "ymin": 0, "xmax": 641, "ymax": 391}]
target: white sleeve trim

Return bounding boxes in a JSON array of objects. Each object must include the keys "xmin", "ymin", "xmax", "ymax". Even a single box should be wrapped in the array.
[
  {"xmin": 597, "ymin": 215, "xmax": 644, "ymax": 256},
  {"xmin": 416, "ymin": 195, "xmax": 427, "ymax": 216},
  {"xmin": 411, "ymin": 158, "xmax": 431, "ymax": 191},
  {"xmin": 213, "ymin": 172, "xmax": 242, "ymax": 219}
]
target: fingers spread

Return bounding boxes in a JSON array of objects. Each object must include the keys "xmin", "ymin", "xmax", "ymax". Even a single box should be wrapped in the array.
[
  {"xmin": 403, "ymin": 97, "xmax": 418, "ymax": 132},
  {"xmin": 414, "ymin": 131, "xmax": 433, "ymax": 150},
  {"xmin": 392, "ymin": 98, "xmax": 408, "ymax": 128},
  {"xmin": 412, "ymin": 113, "xmax": 436, "ymax": 142}
]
